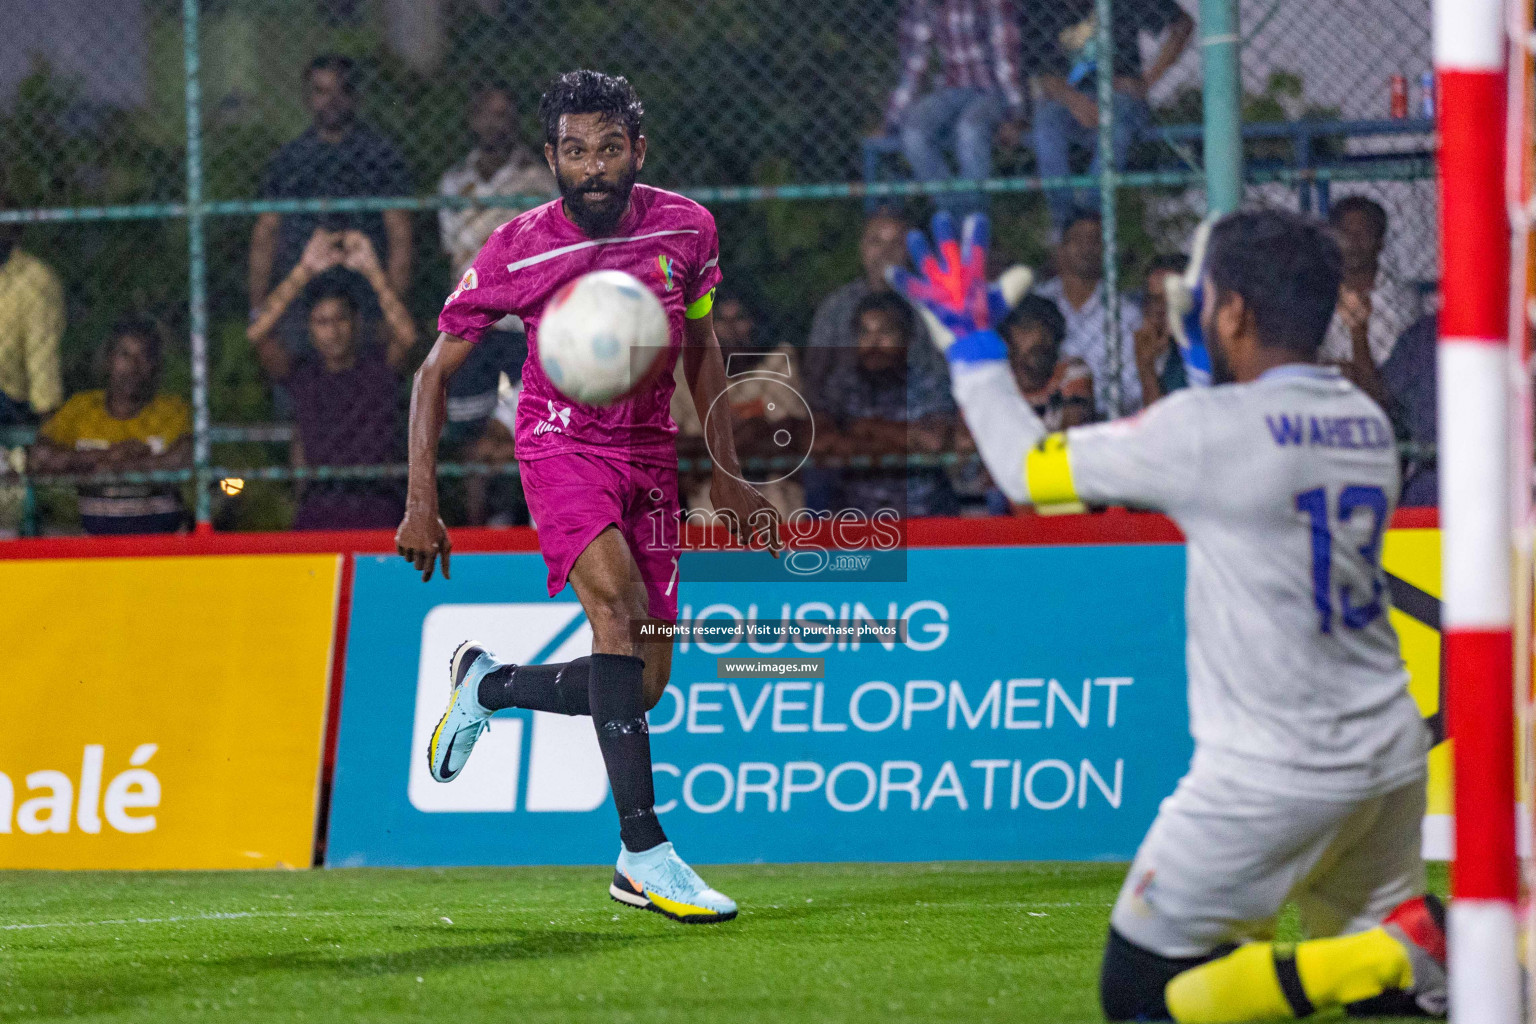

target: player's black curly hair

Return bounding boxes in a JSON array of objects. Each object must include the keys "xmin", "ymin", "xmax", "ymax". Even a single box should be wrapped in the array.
[
  {"xmin": 539, "ymin": 70, "xmax": 644, "ymax": 148},
  {"xmin": 1207, "ymin": 210, "xmax": 1342, "ymax": 357}
]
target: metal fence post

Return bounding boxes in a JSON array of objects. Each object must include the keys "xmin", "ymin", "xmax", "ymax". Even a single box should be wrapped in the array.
[
  {"xmin": 1096, "ymin": 0, "xmax": 1122, "ymax": 418},
  {"xmin": 1200, "ymin": 0, "xmax": 1243, "ymax": 215},
  {"xmin": 182, "ymin": 0, "xmax": 212, "ymax": 530}
]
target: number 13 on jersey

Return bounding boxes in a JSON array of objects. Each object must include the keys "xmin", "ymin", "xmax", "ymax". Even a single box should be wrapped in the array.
[{"xmin": 1296, "ymin": 485, "xmax": 1388, "ymax": 634}]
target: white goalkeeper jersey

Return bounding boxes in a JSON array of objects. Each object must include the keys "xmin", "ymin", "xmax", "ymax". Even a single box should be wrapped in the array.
[{"xmin": 958, "ymin": 362, "xmax": 1427, "ymax": 799}]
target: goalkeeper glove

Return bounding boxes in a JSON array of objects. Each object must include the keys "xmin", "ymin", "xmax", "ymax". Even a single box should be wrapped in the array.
[
  {"xmin": 887, "ymin": 211, "xmax": 1033, "ymax": 366},
  {"xmin": 1166, "ymin": 216, "xmax": 1216, "ymax": 388}
]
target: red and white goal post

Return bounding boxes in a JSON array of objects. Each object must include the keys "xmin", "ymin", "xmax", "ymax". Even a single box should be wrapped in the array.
[{"xmin": 1436, "ymin": 0, "xmax": 1531, "ymax": 1020}]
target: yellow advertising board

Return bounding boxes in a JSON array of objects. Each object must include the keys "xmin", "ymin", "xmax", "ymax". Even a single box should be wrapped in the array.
[
  {"xmin": 0, "ymin": 554, "xmax": 338, "ymax": 869},
  {"xmin": 1381, "ymin": 528, "xmax": 1451, "ymax": 857}
]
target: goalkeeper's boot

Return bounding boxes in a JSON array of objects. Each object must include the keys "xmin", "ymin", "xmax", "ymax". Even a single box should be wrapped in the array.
[
  {"xmin": 426, "ymin": 641, "xmax": 500, "ymax": 782},
  {"xmin": 1346, "ymin": 894, "xmax": 1447, "ymax": 1018},
  {"xmin": 609, "ymin": 842, "xmax": 738, "ymax": 924}
]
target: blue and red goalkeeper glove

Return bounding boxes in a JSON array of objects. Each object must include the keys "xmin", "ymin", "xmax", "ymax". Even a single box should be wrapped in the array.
[{"xmin": 887, "ymin": 212, "xmax": 1033, "ymax": 365}]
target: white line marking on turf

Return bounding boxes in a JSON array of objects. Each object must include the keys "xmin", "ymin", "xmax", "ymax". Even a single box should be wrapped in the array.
[
  {"xmin": 1, "ymin": 910, "xmax": 355, "ymax": 932},
  {"xmin": 3, "ymin": 900, "xmax": 1107, "ymax": 933}
]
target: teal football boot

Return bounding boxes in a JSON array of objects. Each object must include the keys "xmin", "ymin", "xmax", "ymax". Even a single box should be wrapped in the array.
[
  {"xmin": 609, "ymin": 842, "xmax": 738, "ymax": 923},
  {"xmin": 426, "ymin": 641, "xmax": 500, "ymax": 782}
]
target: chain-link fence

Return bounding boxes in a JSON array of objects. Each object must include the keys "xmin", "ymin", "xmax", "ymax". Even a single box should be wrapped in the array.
[{"xmin": 0, "ymin": 0, "xmax": 1437, "ymax": 536}]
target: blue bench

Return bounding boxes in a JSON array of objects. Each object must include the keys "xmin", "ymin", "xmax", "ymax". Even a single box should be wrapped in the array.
[{"xmin": 861, "ymin": 117, "xmax": 1435, "ymax": 213}]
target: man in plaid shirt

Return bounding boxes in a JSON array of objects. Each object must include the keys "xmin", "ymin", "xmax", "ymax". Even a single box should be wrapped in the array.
[{"xmin": 883, "ymin": 0, "xmax": 1027, "ymax": 216}]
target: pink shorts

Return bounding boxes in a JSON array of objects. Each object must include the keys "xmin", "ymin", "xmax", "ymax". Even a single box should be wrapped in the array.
[{"xmin": 519, "ymin": 451, "xmax": 681, "ymax": 622}]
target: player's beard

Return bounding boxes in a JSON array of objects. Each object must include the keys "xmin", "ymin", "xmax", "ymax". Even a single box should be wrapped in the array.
[
  {"xmin": 1202, "ymin": 299, "xmax": 1237, "ymax": 385},
  {"xmin": 1209, "ymin": 334, "xmax": 1236, "ymax": 386},
  {"xmin": 558, "ymin": 166, "xmax": 638, "ymax": 237}
]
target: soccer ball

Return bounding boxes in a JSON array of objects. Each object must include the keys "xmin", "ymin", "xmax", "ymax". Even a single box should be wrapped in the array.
[{"xmin": 538, "ymin": 269, "xmax": 671, "ymax": 406}]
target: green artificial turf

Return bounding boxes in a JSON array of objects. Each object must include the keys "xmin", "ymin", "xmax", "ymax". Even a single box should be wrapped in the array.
[{"xmin": 0, "ymin": 861, "xmax": 1446, "ymax": 1023}]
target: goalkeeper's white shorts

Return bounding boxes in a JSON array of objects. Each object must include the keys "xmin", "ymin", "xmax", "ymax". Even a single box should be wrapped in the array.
[{"xmin": 1109, "ymin": 751, "xmax": 1427, "ymax": 959}]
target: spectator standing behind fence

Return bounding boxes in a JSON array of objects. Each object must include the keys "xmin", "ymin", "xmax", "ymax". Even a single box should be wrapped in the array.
[
  {"xmin": 883, "ymin": 0, "xmax": 1028, "ymax": 217},
  {"xmin": 1033, "ymin": 209, "xmax": 1143, "ymax": 415},
  {"xmin": 1029, "ymin": 0, "xmax": 1193, "ymax": 234},
  {"xmin": 248, "ymin": 230, "xmax": 416, "ymax": 529},
  {"xmin": 248, "ymin": 54, "xmax": 412, "ymax": 350},
  {"xmin": 1378, "ymin": 314, "xmax": 1437, "ymax": 507},
  {"xmin": 31, "ymin": 321, "xmax": 189, "ymax": 535},
  {"xmin": 1133, "ymin": 253, "xmax": 1189, "ymax": 405},
  {"xmin": 0, "ymin": 197, "xmax": 63, "ymax": 425},
  {"xmin": 670, "ymin": 293, "xmax": 807, "ymax": 518},
  {"xmin": 437, "ymin": 82, "xmax": 554, "ymax": 444},
  {"xmin": 811, "ymin": 292, "xmax": 958, "ymax": 518},
  {"xmin": 1319, "ymin": 197, "xmax": 1415, "ymax": 371},
  {"xmin": 438, "ymin": 83, "xmax": 554, "ymax": 526}
]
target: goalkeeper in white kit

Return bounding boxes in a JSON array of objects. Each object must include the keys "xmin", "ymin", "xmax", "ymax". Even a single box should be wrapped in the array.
[{"xmin": 892, "ymin": 209, "xmax": 1445, "ymax": 1022}]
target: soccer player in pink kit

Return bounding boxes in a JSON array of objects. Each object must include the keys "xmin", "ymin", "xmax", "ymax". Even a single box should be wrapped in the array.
[{"xmin": 398, "ymin": 71, "xmax": 777, "ymax": 923}]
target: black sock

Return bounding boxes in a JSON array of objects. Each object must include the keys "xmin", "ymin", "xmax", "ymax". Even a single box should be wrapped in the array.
[
  {"xmin": 477, "ymin": 658, "xmax": 591, "ymax": 715},
  {"xmin": 588, "ymin": 653, "xmax": 667, "ymax": 852},
  {"xmin": 1099, "ymin": 927, "xmax": 1231, "ymax": 1022}
]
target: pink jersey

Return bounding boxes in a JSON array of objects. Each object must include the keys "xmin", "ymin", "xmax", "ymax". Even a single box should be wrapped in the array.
[{"xmin": 438, "ymin": 184, "xmax": 723, "ymax": 465}]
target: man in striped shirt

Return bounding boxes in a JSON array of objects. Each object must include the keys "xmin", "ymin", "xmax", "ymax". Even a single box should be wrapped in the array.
[
  {"xmin": 1034, "ymin": 209, "xmax": 1144, "ymax": 417},
  {"xmin": 884, "ymin": 0, "xmax": 1028, "ymax": 216}
]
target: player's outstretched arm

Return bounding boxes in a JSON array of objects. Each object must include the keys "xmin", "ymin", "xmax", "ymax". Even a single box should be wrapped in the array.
[
  {"xmin": 893, "ymin": 213, "xmax": 1199, "ymax": 513},
  {"xmin": 397, "ymin": 332, "xmax": 475, "ymax": 581},
  {"xmin": 887, "ymin": 211, "xmax": 1046, "ymax": 505}
]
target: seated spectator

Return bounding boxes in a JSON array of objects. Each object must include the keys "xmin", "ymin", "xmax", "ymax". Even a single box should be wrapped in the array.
[
  {"xmin": 248, "ymin": 230, "xmax": 416, "ymax": 529},
  {"xmin": 456, "ymin": 374, "xmax": 529, "ymax": 527},
  {"xmin": 883, "ymin": 0, "xmax": 1028, "ymax": 216},
  {"xmin": 1321, "ymin": 196, "xmax": 1416, "ymax": 370},
  {"xmin": 812, "ymin": 292, "xmax": 958, "ymax": 518},
  {"xmin": 0, "ymin": 185, "xmax": 64, "ymax": 425},
  {"xmin": 1132, "ymin": 253, "xmax": 1188, "ymax": 404},
  {"xmin": 248, "ymin": 54, "xmax": 412, "ymax": 359},
  {"xmin": 469, "ymin": 382, "xmax": 520, "ymax": 466},
  {"xmin": 1004, "ymin": 294, "xmax": 1095, "ymax": 428},
  {"xmin": 1033, "ymin": 209, "xmax": 1143, "ymax": 415},
  {"xmin": 975, "ymin": 295, "xmax": 1093, "ymax": 514},
  {"xmin": 802, "ymin": 211, "xmax": 955, "ymax": 508},
  {"xmin": 670, "ymin": 293, "xmax": 807, "ymax": 518},
  {"xmin": 1030, "ymin": 0, "xmax": 1193, "ymax": 234},
  {"xmin": 32, "ymin": 321, "xmax": 190, "ymax": 535}
]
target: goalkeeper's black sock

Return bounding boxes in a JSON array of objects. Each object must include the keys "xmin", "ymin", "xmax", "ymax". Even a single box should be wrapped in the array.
[
  {"xmin": 477, "ymin": 658, "xmax": 591, "ymax": 716},
  {"xmin": 588, "ymin": 653, "xmax": 667, "ymax": 852}
]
